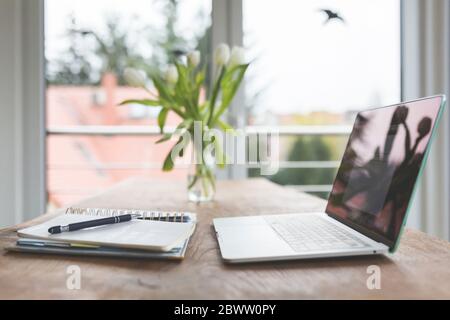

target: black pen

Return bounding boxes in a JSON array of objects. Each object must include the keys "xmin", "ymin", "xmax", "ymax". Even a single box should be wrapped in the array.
[{"xmin": 48, "ymin": 214, "xmax": 141, "ymax": 234}]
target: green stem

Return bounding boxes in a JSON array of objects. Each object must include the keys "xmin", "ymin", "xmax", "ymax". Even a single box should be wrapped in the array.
[
  {"xmin": 187, "ymin": 163, "xmax": 216, "ymax": 195},
  {"xmin": 200, "ymin": 167, "xmax": 210, "ymax": 198},
  {"xmin": 207, "ymin": 67, "xmax": 226, "ymax": 127},
  {"xmin": 188, "ymin": 172, "xmax": 198, "ymax": 190}
]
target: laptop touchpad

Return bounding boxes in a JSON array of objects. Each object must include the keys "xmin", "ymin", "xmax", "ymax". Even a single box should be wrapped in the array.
[{"xmin": 216, "ymin": 224, "xmax": 294, "ymax": 260}]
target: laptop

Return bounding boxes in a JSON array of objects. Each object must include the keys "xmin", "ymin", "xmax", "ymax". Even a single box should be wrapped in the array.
[{"xmin": 213, "ymin": 95, "xmax": 446, "ymax": 263}]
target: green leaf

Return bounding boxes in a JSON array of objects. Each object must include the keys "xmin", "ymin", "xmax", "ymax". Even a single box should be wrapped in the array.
[
  {"xmin": 175, "ymin": 61, "xmax": 189, "ymax": 84},
  {"xmin": 207, "ymin": 66, "xmax": 226, "ymax": 126},
  {"xmin": 199, "ymin": 102, "xmax": 207, "ymax": 110},
  {"xmin": 213, "ymin": 139, "xmax": 226, "ymax": 169},
  {"xmin": 162, "ymin": 151, "xmax": 174, "ymax": 171},
  {"xmin": 157, "ymin": 108, "xmax": 169, "ymax": 133},
  {"xmin": 158, "ymin": 118, "xmax": 192, "ymax": 147},
  {"xmin": 151, "ymin": 75, "xmax": 175, "ymax": 105},
  {"xmin": 174, "ymin": 62, "xmax": 190, "ymax": 96},
  {"xmin": 222, "ymin": 64, "xmax": 248, "ymax": 106},
  {"xmin": 174, "ymin": 62, "xmax": 199, "ymax": 118},
  {"xmin": 155, "ymin": 133, "xmax": 172, "ymax": 144},
  {"xmin": 176, "ymin": 118, "xmax": 193, "ymax": 130},
  {"xmin": 162, "ymin": 136, "xmax": 183, "ymax": 171},
  {"xmin": 217, "ymin": 119, "xmax": 235, "ymax": 133},
  {"xmin": 195, "ymin": 69, "xmax": 206, "ymax": 87},
  {"xmin": 119, "ymin": 99, "xmax": 160, "ymax": 106},
  {"xmin": 213, "ymin": 64, "xmax": 249, "ymax": 124}
]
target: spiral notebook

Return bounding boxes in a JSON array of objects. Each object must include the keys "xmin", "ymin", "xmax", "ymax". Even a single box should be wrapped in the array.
[
  {"xmin": 64, "ymin": 207, "xmax": 196, "ymax": 223},
  {"xmin": 16, "ymin": 207, "xmax": 197, "ymax": 253},
  {"xmin": 8, "ymin": 237, "xmax": 191, "ymax": 260}
]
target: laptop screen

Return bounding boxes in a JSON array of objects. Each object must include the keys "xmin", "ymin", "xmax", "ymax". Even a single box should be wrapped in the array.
[{"xmin": 326, "ymin": 96, "xmax": 444, "ymax": 247}]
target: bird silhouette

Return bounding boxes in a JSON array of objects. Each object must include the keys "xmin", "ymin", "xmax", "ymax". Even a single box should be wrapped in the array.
[{"xmin": 319, "ymin": 9, "xmax": 345, "ymax": 24}]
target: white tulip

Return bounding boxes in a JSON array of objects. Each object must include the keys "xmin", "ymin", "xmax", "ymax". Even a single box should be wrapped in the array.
[
  {"xmin": 187, "ymin": 50, "xmax": 201, "ymax": 67},
  {"xmin": 123, "ymin": 68, "xmax": 147, "ymax": 87},
  {"xmin": 228, "ymin": 46, "xmax": 246, "ymax": 67},
  {"xmin": 214, "ymin": 43, "xmax": 230, "ymax": 66},
  {"xmin": 165, "ymin": 64, "xmax": 179, "ymax": 84}
]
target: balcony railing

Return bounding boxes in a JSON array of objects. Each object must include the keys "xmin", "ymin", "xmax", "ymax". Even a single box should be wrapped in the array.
[
  {"xmin": 47, "ymin": 125, "xmax": 352, "ymax": 193},
  {"xmin": 47, "ymin": 125, "xmax": 353, "ymax": 136}
]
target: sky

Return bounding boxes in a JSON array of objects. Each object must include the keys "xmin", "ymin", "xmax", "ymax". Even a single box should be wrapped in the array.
[
  {"xmin": 45, "ymin": 0, "xmax": 400, "ymax": 115},
  {"xmin": 244, "ymin": 0, "xmax": 401, "ymax": 114}
]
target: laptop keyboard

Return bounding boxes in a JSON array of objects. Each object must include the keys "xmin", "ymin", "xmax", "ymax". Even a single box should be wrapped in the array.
[{"xmin": 265, "ymin": 214, "xmax": 370, "ymax": 252}]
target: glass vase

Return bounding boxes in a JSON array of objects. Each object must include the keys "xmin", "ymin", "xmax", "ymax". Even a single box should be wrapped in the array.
[{"xmin": 187, "ymin": 155, "xmax": 216, "ymax": 203}]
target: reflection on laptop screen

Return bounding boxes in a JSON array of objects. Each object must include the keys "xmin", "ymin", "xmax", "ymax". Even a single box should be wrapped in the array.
[{"xmin": 326, "ymin": 96, "xmax": 443, "ymax": 243}]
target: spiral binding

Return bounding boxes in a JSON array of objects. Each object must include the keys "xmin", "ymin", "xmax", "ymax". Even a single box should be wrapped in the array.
[{"xmin": 65, "ymin": 207, "xmax": 189, "ymax": 222}]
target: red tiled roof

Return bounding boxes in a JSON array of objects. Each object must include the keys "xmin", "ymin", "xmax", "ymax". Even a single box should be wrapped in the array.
[{"xmin": 47, "ymin": 74, "xmax": 188, "ymax": 208}]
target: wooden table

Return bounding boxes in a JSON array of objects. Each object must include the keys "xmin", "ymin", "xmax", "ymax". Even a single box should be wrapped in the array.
[{"xmin": 0, "ymin": 178, "xmax": 449, "ymax": 299}]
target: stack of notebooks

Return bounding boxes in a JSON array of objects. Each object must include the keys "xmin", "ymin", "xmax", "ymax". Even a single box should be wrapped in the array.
[{"xmin": 7, "ymin": 207, "xmax": 197, "ymax": 260}]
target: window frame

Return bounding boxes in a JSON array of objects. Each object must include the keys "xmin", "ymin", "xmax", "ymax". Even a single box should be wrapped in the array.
[
  {"xmin": 3, "ymin": 0, "xmax": 46, "ymax": 224},
  {"xmin": 40, "ymin": 0, "xmax": 403, "ymax": 209}
]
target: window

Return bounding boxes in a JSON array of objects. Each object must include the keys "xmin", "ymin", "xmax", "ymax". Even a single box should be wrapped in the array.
[
  {"xmin": 44, "ymin": 0, "xmax": 401, "ymax": 209},
  {"xmin": 45, "ymin": 0, "xmax": 211, "ymax": 209},
  {"xmin": 243, "ymin": 0, "xmax": 401, "ymax": 198}
]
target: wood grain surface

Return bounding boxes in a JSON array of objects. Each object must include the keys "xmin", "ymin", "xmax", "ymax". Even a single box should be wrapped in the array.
[{"xmin": 0, "ymin": 178, "xmax": 449, "ymax": 299}]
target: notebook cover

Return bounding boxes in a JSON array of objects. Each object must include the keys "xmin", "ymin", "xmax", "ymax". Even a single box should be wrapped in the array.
[{"xmin": 6, "ymin": 237, "xmax": 190, "ymax": 260}]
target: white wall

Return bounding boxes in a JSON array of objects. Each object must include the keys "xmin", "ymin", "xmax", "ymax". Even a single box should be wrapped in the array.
[{"xmin": 0, "ymin": 0, "xmax": 45, "ymax": 228}]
